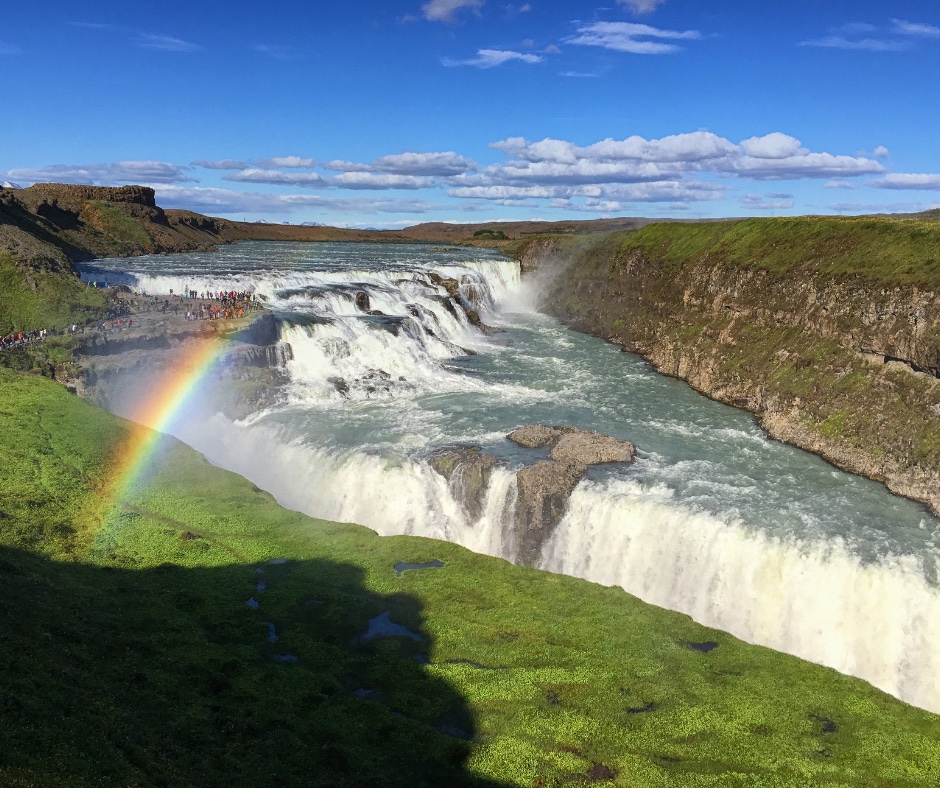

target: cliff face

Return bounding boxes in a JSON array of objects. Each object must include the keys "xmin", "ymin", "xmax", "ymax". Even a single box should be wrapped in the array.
[
  {"xmin": 0, "ymin": 184, "xmax": 246, "ymax": 334},
  {"xmin": 523, "ymin": 225, "xmax": 940, "ymax": 514}
]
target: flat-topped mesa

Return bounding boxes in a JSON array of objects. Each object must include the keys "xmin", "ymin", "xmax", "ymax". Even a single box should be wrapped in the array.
[{"xmin": 26, "ymin": 183, "xmax": 157, "ymax": 207}]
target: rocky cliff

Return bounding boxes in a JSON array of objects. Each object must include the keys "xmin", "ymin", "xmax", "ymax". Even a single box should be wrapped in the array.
[{"xmin": 522, "ymin": 219, "xmax": 940, "ymax": 514}]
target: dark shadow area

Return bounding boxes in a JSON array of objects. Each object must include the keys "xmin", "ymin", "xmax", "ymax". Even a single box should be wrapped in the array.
[{"xmin": 0, "ymin": 546, "xmax": 507, "ymax": 787}]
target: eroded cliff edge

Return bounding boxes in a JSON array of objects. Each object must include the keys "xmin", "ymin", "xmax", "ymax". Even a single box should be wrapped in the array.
[{"xmin": 521, "ymin": 218, "xmax": 940, "ymax": 514}]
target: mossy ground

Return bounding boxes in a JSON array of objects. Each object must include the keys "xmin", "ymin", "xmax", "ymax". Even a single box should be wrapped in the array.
[{"xmin": 2, "ymin": 368, "xmax": 940, "ymax": 786}]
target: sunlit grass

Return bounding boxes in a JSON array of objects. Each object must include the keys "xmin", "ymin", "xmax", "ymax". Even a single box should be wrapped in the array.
[{"xmin": 1, "ymin": 368, "xmax": 939, "ymax": 785}]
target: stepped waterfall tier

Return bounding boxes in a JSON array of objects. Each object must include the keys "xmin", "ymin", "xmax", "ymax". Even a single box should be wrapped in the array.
[{"xmin": 82, "ymin": 240, "xmax": 940, "ymax": 714}]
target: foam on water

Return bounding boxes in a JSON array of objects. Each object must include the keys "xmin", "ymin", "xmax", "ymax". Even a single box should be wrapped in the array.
[{"xmin": 84, "ymin": 240, "xmax": 940, "ymax": 714}]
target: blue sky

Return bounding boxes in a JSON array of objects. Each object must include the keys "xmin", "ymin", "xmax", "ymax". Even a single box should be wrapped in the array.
[{"xmin": 3, "ymin": 0, "xmax": 940, "ymax": 227}]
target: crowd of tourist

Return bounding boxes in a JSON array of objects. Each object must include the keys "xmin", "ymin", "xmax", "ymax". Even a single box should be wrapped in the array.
[{"xmin": 1, "ymin": 286, "xmax": 261, "ymax": 353}]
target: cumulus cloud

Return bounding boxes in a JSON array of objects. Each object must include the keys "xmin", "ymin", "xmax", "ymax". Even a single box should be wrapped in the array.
[
  {"xmin": 192, "ymin": 159, "xmax": 249, "ymax": 170},
  {"xmin": 455, "ymin": 131, "xmax": 883, "ymax": 211},
  {"xmin": 224, "ymin": 168, "xmax": 326, "ymax": 187},
  {"xmin": 137, "ymin": 34, "xmax": 200, "ymax": 52},
  {"xmin": 444, "ymin": 49, "xmax": 542, "ymax": 67},
  {"xmin": 258, "ymin": 156, "xmax": 316, "ymax": 168},
  {"xmin": 1, "ymin": 161, "xmax": 193, "ymax": 185},
  {"xmin": 618, "ymin": 0, "xmax": 667, "ymax": 14},
  {"xmin": 422, "ymin": 0, "xmax": 484, "ymax": 23},
  {"xmin": 739, "ymin": 133, "xmax": 804, "ymax": 159},
  {"xmin": 567, "ymin": 22, "xmax": 701, "ymax": 55},
  {"xmin": 871, "ymin": 173, "xmax": 940, "ymax": 190},
  {"xmin": 873, "ymin": 146, "xmax": 890, "ymax": 158}
]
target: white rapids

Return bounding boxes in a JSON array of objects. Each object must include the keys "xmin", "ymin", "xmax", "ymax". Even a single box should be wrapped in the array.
[{"xmin": 83, "ymin": 240, "xmax": 940, "ymax": 714}]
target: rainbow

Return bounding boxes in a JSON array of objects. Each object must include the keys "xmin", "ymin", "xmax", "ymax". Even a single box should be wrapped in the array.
[{"xmin": 96, "ymin": 326, "xmax": 245, "ymax": 526}]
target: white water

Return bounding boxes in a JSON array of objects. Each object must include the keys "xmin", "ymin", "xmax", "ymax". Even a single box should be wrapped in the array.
[{"xmin": 84, "ymin": 241, "xmax": 940, "ymax": 713}]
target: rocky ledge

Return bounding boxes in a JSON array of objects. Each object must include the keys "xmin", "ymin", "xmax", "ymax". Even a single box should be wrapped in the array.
[{"xmin": 429, "ymin": 426, "xmax": 635, "ymax": 566}]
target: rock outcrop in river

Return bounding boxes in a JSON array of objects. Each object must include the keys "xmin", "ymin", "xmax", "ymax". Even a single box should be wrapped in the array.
[{"xmin": 429, "ymin": 426, "xmax": 635, "ymax": 566}]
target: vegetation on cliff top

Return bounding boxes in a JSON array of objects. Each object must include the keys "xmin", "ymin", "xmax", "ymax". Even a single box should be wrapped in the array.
[
  {"xmin": 616, "ymin": 216, "xmax": 940, "ymax": 287},
  {"xmin": 2, "ymin": 367, "xmax": 940, "ymax": 786},
  {"xmin": 0, "ymin": 251, "xmax": 106, "ymax": 336}
]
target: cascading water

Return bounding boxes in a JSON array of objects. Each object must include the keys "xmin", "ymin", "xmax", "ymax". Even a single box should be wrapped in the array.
[{"xmin": 83, "ymin": 240, "xmax": 940, "ymax": 714}]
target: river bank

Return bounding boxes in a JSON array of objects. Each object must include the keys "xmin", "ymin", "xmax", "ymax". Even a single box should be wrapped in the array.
[{"xmin": 518, "ymin": 224, "xmax": 940, "ymax": 516}]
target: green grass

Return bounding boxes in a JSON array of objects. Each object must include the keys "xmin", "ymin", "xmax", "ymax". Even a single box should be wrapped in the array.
[
  {"xmin": 616, "ymin": 217, "xmax": 940, "ymax": 287},
  {"xmin": 2, "ymin": 368, "xmax": 940, "ymax": 786},
  {"xmin": 81, "ymin": 201, "xmax": 155, "ymax": 252},
  {"xmin": 0, "ymin": 251, "xmax": 107, "ymax": 335}
]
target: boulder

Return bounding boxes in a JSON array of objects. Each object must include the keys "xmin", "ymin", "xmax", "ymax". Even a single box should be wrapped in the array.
[
  {"xmin": 506, "ymin": 424, "xmax": 572, "ymax": 449},
  {"xmin": 550, "ymin": 431, "xmax": 635, "ymax": 465}
]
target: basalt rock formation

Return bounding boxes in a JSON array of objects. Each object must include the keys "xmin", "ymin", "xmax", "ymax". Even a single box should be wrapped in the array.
[{"xmin": 429, "ymin": 426, "xmax": 635, "ymax": 566}]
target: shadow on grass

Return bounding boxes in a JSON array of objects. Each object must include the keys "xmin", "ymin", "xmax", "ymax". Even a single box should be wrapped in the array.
[{"xmin": 0, "ymin": 546, "xmax": 506, "ymax": 787}]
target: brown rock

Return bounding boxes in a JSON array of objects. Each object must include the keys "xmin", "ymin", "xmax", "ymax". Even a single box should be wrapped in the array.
[{"xmin": 550, "ymin": 431, "xmax": 634, "ymax": 465}]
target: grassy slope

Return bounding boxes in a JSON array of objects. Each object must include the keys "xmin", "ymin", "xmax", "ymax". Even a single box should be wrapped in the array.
[
  {"xmin": 0, "ymin": 251, "xmax": 106, "ymax": 336},
  {"xmin": 617, "ymin": 216, "xmax": 940, "ymax": 287},
  {"xmin": 2, "ymin": 370, "xmax": 940, "ymax": 786}
]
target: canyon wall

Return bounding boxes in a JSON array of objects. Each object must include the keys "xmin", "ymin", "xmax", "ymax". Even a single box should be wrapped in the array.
[{"xmin": 522, "ymin": 222, "xmax": 940, "ymax": 514}]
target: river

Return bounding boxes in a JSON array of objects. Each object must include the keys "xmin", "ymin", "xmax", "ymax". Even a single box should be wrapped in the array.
[{"xmin": 80, "ymin": 240, "xmax": 940, "ymax": 713}]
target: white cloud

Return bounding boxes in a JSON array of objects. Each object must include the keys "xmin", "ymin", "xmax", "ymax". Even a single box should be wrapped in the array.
[
  {"xmin": 326, "ymin": 151, "xmax": 475, "ymax": 177},
  {"xmin": 137, "ymin": 34, "xmax": 200, "ymax": 52},
  {"xmin": 567, "ymin": 22, "xmax": 701, "ymax": 55},
  {"xmin": 739, "ymin": 133, "xmax": 804, "ymax": 159},
  {"xmin": 799, "ymin": 19, "xmax": 940, "ymax": 52},
  {"xmin": 258, "ymin": 156, "xmax": 316, "ymax": 168},
  {"xmin": 152, "ymin": 185, "xmax": 440, "ymax": 216},
  {"xmin": 224, "ymin": 168, "xmax": 326, "ymax": 187},
  {"xmin": 444, "ymin": 48, "xmax": 542, "ymax": 67},
  {"xmin": 891, "ymin": 19, "xmax": 940, "ymax": 38},
  {"xmin": 422, "ymin": 0, "xmax": 484, "ymax": 23},
  {"xmin": 799, "ymin": 35, "xmax": 908, "ymax": 51},
  {"xmin": 871, "ymin": 173, "xmax": 940, "ymax": 190},
  {"xmin": 192, "ymin": 159, "xmax": 249, "ymax": 170},
  {"xmin": 330, "ymin": 172, "xmax": 431, "ymax": 190},
  {"xmin": 2, "ymin": 161, "xmax": 193, "ymax": 185},
  {"xmin": 740, "ymin": 194, "xmax": 795, "ymax": 211},
  {"xmin": 824, "ymin": 180, "xmax": 856, "ymax": 189},
  {"xmin": 478, "ymin": 131, "xmax": 882, "ymax": 191},
  {"xmin": 873, "ymin": 145, "xmax": 890, "ymax": 158},
  {"xmin": 617, "ymin": 0, "xmax": 667, "ymax": 14}
]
